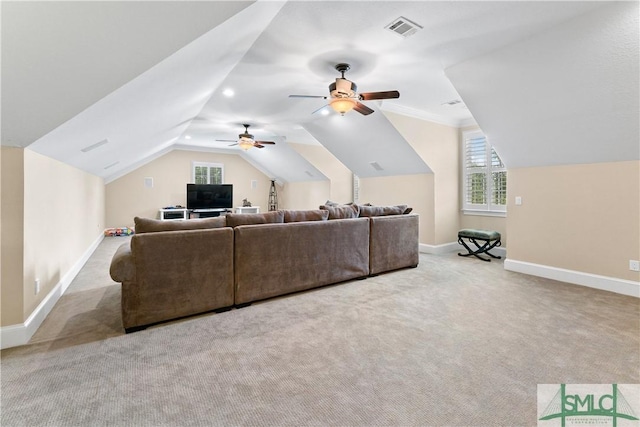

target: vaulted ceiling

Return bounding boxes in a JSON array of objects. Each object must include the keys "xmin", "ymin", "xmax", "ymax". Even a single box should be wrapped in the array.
[{"xmin": 2, "ymin": 1, "xmax": 637, "ymax": 184}]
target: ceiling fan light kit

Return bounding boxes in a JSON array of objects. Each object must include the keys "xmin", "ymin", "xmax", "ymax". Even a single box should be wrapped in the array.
[
  {"xmin": 238, "ymin": 137, "xmax": 255, "ymax": 151},
  {"xmin": 330, "ymin": 98, "xmax": 357, "ymax": 115}
]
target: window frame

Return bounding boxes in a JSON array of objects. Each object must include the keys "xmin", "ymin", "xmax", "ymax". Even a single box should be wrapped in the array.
[
  {"xmin": 461, "ymin": 130, "xmax": 507, "ymax": 217},
  {"xmin": 191, "ymin": 162, "xmax": 224, "ymax": 185}
]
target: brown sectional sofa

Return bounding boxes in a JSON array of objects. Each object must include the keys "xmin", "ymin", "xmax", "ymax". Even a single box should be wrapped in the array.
[{"xmin": 110, "ymin": 206, "xmax": 418, "ymax": 332}]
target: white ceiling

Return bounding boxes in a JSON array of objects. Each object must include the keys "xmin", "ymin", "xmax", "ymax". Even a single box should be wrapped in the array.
[{"xmin": 2, "ymin": 1, "xmax": 636, "ymax": 184}]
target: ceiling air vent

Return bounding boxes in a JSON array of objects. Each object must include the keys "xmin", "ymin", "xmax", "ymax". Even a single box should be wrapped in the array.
[
  {"xmin": 370, "ymin": 161, "xmax": 384, "ymax": 171},
  {"xmin": 103, "ymin": 161, "xmax": 120, "ymax": 170},
  {"xmin": 81, "ymin": 138, "xmax": 109, "ymax": 153},
  {"xmin": 385, "ymin": 16, "xmax": 422, "ymax": 38}
]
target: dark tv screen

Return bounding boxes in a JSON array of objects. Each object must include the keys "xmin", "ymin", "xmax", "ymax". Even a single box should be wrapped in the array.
[{"xmin": 187, "ymin": 184, "xmax": 233, "ymax": 210}]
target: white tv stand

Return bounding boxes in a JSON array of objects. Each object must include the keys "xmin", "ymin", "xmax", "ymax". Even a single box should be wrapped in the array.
[{"xmin": 159, "ymin": 208, "xmax": 230, "ymax": 220}]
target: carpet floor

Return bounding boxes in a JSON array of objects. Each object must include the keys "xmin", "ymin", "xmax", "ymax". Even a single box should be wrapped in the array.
[{"xmin": 1, "ymin": 236, "xmax": 638, "ymax": 426}]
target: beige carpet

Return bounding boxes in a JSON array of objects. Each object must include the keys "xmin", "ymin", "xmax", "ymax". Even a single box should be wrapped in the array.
[{"xmin": 1, "ymin": 236, "xmax": 638, "ymax": 426}]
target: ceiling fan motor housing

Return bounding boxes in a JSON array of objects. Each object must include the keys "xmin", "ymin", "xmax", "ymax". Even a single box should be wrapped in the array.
[{"xmin": 329, "ymin": 78, "xmax": 357, "ymax": 98}]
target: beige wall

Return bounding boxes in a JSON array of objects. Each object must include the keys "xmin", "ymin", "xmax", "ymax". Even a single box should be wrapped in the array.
[
  {"xmin": 359, "ymin": 174, "xmax": 435, "ymax": 245},
  {"xmin": 383, "ymin": 112, "xmax": 459, "ymax": 245},
  {"xmin": 105, "ymin": 149, "xmax": 273, "ymax": 228},
  {"xmin": 507, "ymin": 161, "xmax": 640, "ymax": 281},
  {"xmin": 22, "ymin": 149, "xmax": 105, "ymax": 319},
  {"xmin": 289, "ymin": 143, "xmax": 352, "ymax": 204},
  {"xmin": 1, "ymin": 147, "xmax": 25, "ymax": 326},
  {"xmin": 1, "ymin": 148, "xmax": 105, "ymax": 327},
  {"xmin": 279, "ymin": 181, "xmax": 330, "ymax": 210}
]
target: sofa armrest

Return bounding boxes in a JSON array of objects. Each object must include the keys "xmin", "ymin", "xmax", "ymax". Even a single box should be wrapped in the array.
[
  {"xmin": 369, "ymin": 214, "xmax": 419, "ymax": 275},
  {"xmin": 110, "ymin": 241, "xmax": 135, "ymax": 283},
  {"xmin": 123, "ymin": 228, "xmax": 234, "ymax": 329}
]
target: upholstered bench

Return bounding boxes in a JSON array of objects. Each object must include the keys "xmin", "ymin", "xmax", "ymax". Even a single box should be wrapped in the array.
[{"xmin": 457, "ymin": 229, "xmax": 502, "ymax": 262}]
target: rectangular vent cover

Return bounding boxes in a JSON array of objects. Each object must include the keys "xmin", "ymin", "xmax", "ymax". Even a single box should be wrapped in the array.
[
  {"xmin": 81, "ymin": 138, "xmax": 109, "ymax": 153},
  {"xmin": 370, "ymin": 161, "xmax": 384, "ymax": 171},
  {"xmin": 103, "ymin": 161, "xmax": 120, "ymax": 170},
  {"xmin": 385, "ymin": 16, "xmax": 422, "ymax": 38}
]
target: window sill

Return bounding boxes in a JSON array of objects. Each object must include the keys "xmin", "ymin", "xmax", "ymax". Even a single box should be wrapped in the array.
[{"xmin": 462, "ymin": 210, "xmax": 506, "ymax": 218}]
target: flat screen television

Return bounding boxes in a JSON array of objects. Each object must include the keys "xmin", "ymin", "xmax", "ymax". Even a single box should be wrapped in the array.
[{"xmin": 186, "ymin": 184, "xmax": 233, "ymax": 210}]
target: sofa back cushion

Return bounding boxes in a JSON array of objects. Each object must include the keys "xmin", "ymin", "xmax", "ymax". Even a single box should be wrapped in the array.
[
  {"xmin": 319, "ymin": 204, "xmax": 359, "ymax": 219},
  {"xmin": 225, "ymin": 211, "xmax": 284, "ymax": 227},
  {"xmin": 357, "ymin": 204, "xmax": 410, "ymax": 217},
  {"xmin": 134, "ymin": 216, "xmax": 226, "ymax": 233},
  {"xmin": 283, "ymin": 209, "xmax": 329, "ymax": 223}
]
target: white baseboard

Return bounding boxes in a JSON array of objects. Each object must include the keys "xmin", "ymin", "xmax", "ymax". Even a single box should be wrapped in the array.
[
  {"xmin": 419, "ymin": 242, "xmax": 460, "ymax": 254},
  {"xmin": 504, "ymin": 259, "xmax": 640, "ymax": 298},
  {"xmin": 0, "ymin": 233, "xmax": 104, "ymax": 350},
  {"xmin": 420, "ymin": 242, "xmax": 507, "ymax": 259}
]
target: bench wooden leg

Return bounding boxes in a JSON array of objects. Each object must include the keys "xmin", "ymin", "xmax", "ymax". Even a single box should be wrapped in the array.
[{"xmin": 458, "ymin": 236, "xmax": 502, "ymax": 262}]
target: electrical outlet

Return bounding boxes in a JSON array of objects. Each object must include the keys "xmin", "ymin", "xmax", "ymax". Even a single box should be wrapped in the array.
[
  {"xmin": 630, "ymin": 260, "xmax": 640, "ymax": 272},
  {"xmin": 35, "ymin": 278, "xmax": 40, "ymax": 295}
]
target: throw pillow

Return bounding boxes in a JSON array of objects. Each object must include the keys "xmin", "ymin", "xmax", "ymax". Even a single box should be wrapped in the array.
[
  {"xmin": 283, "ymin": 209, "xmax": 329, "ymax": 222},
  {"xmin": 319, "ymin": 204, "xmax": 360, "ymax": 219},
  {"xmin": 134, "ymin": 216, "xmax": 226, "ymax": 233},
  {"xmin": 225, "ymin": 211, "xmax": 285, "ymax": 227},
  {"xmin": 357, "ymin": 204, "xmax": 408, "ymax": 217}
]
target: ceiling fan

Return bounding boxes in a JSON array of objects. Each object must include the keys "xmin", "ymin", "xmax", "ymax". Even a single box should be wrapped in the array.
[
  {"xmin": 289, "ymin": 63, "xmax": 400, "ymax": 116},
  {"xmin": 216, "ymin": 124, "xmax": 276, "ymax": 150}
]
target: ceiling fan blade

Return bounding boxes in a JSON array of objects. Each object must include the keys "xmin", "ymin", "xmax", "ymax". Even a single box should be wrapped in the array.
[
  {"xmin": 358, "ymin": 90, "xmax": 400, "ymax": 101},
  {"xmin": 354, "ymin": 102, "xmax": 375, "ymax": 115},
  {"xmin": 255, "ymin": 140, "xmax": 275, "ymax": 145},
  {"xmin": 311, "ymin": 104, "xmax": 330, "ymax": 115},
  {"xmin": 227, "ymin": 143, "xmax": 239, "ymax": 147},
  {"xmin": 254, "ymin": 144, "xmax": 265, "ymax": 148},
  {"xmin": 289, "ymin": 95, "xmax": 328, "ymax": 99},
  {"xmin": 217, "ymin": 139, "xmax": 237, "ymax": 142}
]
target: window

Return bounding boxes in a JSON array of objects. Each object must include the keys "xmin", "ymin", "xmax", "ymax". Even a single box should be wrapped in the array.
[
  {"xmin": 462, "ymin": 130, "xmax": 506, "ymax": 215},
  {"xmin": 192, "ymin": 162, "xmax": 224, "ymax": 184}
]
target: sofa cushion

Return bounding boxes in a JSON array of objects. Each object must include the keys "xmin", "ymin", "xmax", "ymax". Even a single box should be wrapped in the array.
[
  {"xmin": 320, "ymin": 204, "xmax": 360, "ymax": 219},
  {"xmin": 225, "ymin": 211, "xmax": 285, "ymax": 227},
  {"xmin": 357, "ymin": 204, "xmax": 409, "ymax": 217},
  {"xmin": 134, "ymin": 216, "xmax": 226, "ymax": 233},
  {"xmin": 283, "ymin": 209, "xmax": 329, "ymax": 222}
]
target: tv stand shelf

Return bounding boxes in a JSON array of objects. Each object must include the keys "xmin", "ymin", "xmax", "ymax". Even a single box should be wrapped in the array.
[
  {"xmin": 159, "ymin": 208, "xmax": 189, "ymax": 221},
  {"xmin": 190, "ymin": 208, "xmax": 228, "ymax": 219}
]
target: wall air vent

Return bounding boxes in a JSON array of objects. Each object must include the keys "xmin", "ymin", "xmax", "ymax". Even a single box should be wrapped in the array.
[
  {"xmin": 81, "ymin": 138, "xmax": 109, "ymax": 153},
  {"xmin": 385, "ymin": 16, "xmax": 423, "ymax": 38}
]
